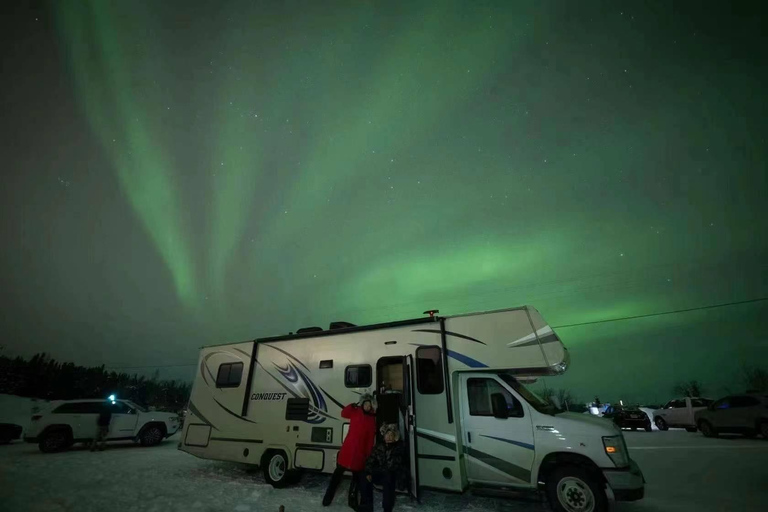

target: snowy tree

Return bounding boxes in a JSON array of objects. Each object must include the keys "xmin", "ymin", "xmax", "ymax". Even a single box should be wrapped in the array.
[
  {"xmin": 673, "ymin": 380, "xmax": 704, "ymax": 397},
  {"xmin": 742, "ymin": 366, "xmax": 768, "ymax": 393}
]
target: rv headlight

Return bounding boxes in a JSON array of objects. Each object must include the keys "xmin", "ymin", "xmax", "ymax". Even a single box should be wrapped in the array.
[{"xmin": 602, "ymin": 435, "xmax": 629, "ymax": 468}]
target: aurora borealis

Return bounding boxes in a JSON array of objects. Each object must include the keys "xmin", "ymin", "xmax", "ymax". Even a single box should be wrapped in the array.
[{"xmin": 1, "ymin": 0, "xmax": 767, "ymax": 402}]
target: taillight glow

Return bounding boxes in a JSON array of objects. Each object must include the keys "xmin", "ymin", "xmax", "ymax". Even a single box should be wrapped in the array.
[{"xmin": 605, "ymin": 446, "xmax": 616, "ymax": 453}]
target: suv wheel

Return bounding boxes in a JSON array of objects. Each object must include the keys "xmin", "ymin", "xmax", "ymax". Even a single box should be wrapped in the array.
[
  {"xmin": 39, "ymin": 429, "xmax": 71, "ymax": 453},
  {"xmin": 655, "ymin": 417, "xmax": 669, "ymax": 431},
  {"xmin": 263, "ymin": 451, "xmax": 291, "ymax": 488},
  {"xmin": 699, "ymin": 420, "xmax": 717, "ymax": 438},
  {"xmin": 139, "ymin": 425, "xmax": 164, "ymax": 446},
  {"xmin": 546, "ymin": 465, "xmax": 608, "ymax": 512}
]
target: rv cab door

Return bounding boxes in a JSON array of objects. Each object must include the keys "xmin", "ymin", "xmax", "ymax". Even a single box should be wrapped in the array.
[{"xmin": 403, "ymin": 355, "xmax": 419, "ymax": 500}]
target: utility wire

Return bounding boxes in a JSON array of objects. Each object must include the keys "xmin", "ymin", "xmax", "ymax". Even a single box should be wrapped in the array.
[
  {"xmin": 552, "ymin": 296, "xmax": 768, "ymax": 329},
  {"xmin": 98, "ymin": 296, "xmax": 768, "ymax": 371}
]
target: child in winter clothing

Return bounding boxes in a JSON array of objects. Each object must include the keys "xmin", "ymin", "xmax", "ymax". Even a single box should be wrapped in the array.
[
  {"xmin": 358, "ymin": 424, "xmax": 405, "ymax": 512},
  {"xmin": 323, "ymin": 392, "xmax": 378, "ymax": 508}
]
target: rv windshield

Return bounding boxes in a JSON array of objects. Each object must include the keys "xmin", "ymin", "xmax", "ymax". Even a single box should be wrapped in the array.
[{"xmin": 498, "ymin": 373, "xmax": 557, "ymax": 415}]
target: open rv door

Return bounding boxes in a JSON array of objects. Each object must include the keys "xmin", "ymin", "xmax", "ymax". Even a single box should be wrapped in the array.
[{"xmin": 403, "ymin": 355, "xmax": 419, "ymax": 501}]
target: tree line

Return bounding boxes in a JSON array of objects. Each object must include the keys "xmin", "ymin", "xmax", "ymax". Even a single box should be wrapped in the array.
[
  {"xmin": 536, "ymin": 365, "xmax": 768, "ymax": 413},
  {"xmin": 673, "ymin": 365, "xmax": 768, "ymax": 399},
  {"xmin": 0, "ymin": 352, "xmax": 191, "ymax": 413}
]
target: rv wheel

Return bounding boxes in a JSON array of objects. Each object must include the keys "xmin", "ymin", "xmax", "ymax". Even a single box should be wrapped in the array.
[
  {"xmin": 263, "ymin": 451, "xmax": 290, "ymax": 488},
  {"xmin": 546, "ymin": 465, "xmax": 608, "ymax": 512}
]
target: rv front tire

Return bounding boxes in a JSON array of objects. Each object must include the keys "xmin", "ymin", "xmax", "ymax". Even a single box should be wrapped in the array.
[
  {"xmin": 263, "ymin": 450, "xmax": 290, "ymax": 488},
  {"xmin": 546, "ymin": 465, "xmax": 608, "ymax": 512}
]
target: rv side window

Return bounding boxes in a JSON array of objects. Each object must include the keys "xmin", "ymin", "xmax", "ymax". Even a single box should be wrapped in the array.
[
  {"xmin": 467, "ymin": 378, "xmax": 523, "ymax": 418},
  {"xmin": 345, "ymin": 365, "xmax": 372, "ymax": 388},
  {"xmin": 216, "ymin": 362, "xmax": 244, "ymax": 388},
  {"xmin": 416, "ymin": 346, "xmax": 444, "ymax": 394}
]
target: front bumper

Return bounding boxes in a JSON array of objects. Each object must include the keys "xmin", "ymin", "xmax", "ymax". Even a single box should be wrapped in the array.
[
  {"xmin": 603, "ymin": 459, "xmax": 645, "ymax": 502},
  {"xmin": 618, "ymin": 418, "xmax": 650, "ymax": 428}
]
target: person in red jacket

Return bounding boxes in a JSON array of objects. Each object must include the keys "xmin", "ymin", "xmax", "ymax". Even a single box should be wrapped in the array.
[{"xmin": 322, "ymin": 392, "xmax": 377, "ymax": 508}]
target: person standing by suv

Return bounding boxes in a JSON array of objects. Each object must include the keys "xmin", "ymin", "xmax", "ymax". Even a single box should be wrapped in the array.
[{"xmin": 90, "ymin": 402, "xmax": 113, "ymax": 452}]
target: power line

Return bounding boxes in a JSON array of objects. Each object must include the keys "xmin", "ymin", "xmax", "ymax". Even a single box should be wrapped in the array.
[
  {"xmin": 96, "ymin": 296, "xmax": 768, "ymax": 371},
  {"xmin": 552, "ymin": 296, "xmax": 768, "ymax": 329}
]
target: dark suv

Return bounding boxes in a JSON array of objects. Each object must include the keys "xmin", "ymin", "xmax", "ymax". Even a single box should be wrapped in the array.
[{"xmin": 694, "ymin": 394, "xmax": 768, "ymax": 438}]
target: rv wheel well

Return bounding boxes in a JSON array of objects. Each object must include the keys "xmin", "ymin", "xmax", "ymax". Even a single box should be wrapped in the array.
[
  {"xmin": 536, "ymin": 452, "xmax": 605, "ymax": 488},
  {"xmin": 261, "ymin": 448, "xmax": 288, "ymax": 468}
]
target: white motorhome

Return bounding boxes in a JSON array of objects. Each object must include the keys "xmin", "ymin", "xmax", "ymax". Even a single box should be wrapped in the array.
[{"xmin": 180, "ymin": 306, "xmax": 644, "ymax": 512}]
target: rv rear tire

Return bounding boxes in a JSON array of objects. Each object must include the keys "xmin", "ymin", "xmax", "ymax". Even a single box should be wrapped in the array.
[
  {"xmin": 263, "ymin": 450, "xmax": 290, "ymax": 488},
  {"xmin": 546, "ymin": 465, "xmax": 608, "ymax": 512}
]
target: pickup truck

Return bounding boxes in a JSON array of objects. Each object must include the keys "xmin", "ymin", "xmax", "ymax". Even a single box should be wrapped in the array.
[{"xmin": 652, "ymin": 397, "xmax": 713, "ymax": 431}]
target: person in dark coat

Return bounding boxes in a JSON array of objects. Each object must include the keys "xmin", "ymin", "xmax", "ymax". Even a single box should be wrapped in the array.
[
  {"xmin": 323, "ymin": 392, "xmax": 377, "ymax": 508},
  {"xmin": 358, "ymin": 423, "xmax": 405, "ymax": 512},
  {"xmin": 90, "ymin": 403, "xmax": 113, "ymax": 452}
]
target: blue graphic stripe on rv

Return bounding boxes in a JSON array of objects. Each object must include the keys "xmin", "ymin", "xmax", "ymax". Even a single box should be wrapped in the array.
[
  {"xmin": 318, "ymin": 385, "xmax": 346, "ymax": 410},
  {"xmin": 257, "ymin": 361, "xmax": 300, "ymax": 398},
  {"xmin": 411, "ymin": 329, "xmax": 487, "ymax": 345},
  {"xmin": 409, "ymin": 344, "xmax": 488, "ymax": 368},
  {"xmin": 464, "ymin": 446, "xmax": 532, "ymax": 482},
  {"xmin": 212, "ymin": 397, "xmax": 259, "ymax": 424},
  {"xmin": 479, "ymin": 434, "xmax": 535, "ymax": 451},
  {"xmin": 263, "ymin": 344, "xmax": 311, "ymax": 371},
  {"xmin": 188, "ymin": 401, "xmax": 218, "ymax": 431}
]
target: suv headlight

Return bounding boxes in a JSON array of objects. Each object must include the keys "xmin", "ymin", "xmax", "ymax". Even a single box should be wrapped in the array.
[{"xmin": 602, "ymin": 435, "xmax": 629, "ymax": 468}]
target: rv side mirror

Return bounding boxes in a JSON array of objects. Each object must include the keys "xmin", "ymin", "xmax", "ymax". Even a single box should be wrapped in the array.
[{"xmin": 491, "ymin": 393, "xmax": 509, "ymax": 419}]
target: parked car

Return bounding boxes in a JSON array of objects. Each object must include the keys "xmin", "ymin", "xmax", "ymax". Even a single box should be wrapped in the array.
[
  {"xmin": 24, "ymin": 398, "xmax": 181, "ymax": 453},
  {"xmin": 694, "ymin": 394, "xmax": 768, "ymax": 438},
  {"xmin": 603, "ymin": 405, "xmax": 652, "ymax": 431},
  {"xmin": 0, "ymin": 423, "xmax": 23, "ymax": 444},
  {"xmin": 653, "ymin": 397, "xmax": 713, "ymax": 432}
]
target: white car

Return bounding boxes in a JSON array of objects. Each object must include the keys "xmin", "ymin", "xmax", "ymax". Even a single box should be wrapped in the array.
[
  {"xmin": 25, "ymin": 398, "xmax": 181, "ymax": 452},
  {"xmin": 652, "ymin": 397, "xmax": 713, "ymax": 432}
]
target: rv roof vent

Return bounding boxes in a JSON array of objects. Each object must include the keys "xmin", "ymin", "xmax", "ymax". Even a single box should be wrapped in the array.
[
  {"xmin": 329, "ymin": 321, "xmax": 356, "ymax": 330},
  {"xmin": 297, "ymin": 326, "xmax": 323, "ymax": 334}
]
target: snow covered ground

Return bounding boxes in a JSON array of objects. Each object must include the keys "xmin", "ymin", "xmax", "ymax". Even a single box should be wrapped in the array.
[{"xmin": 1, "ymin": 430, "xmax": 766, "ymax": 512}]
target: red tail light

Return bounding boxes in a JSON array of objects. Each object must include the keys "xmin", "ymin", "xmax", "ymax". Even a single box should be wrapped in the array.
[{"xmin": 31, "ymin": 415, "xmax": 42, "ymax": 421}]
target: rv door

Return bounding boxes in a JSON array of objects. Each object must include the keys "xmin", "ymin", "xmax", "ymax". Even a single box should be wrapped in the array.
[{"xmin": 403, "ymin": 355, "xmax": 419, "ymax": 500}]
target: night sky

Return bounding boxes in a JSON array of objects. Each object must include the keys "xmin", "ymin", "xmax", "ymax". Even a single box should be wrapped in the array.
[{"xmin": 2, "ymin": 0, "xmax": 767, "ymax": 404}]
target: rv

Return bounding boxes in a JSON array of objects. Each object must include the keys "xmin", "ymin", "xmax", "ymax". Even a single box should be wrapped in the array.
[{"xmin": 180, "ymin": 306, "xmax": 644, "ymax": 512}]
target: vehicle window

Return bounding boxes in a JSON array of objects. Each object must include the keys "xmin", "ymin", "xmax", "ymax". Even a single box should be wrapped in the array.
[
  {"xmin": 216, "ymin": 362, "xmax": 244, "ymax": 388},
  {"xmin": 344, "ymin": 365, "xmax": 372, "ymax": 388},
  {"xmin": 467, "ymin": 378, "xmax": 523, "ymax": 418},
  {"xmin": 111, "ymin": 402, "xmax": 133, "ymax": 414},
  {"xmin": 672, "ymin": 400, "xmax": 686, "ymax": 408},
  {"xmin": 498, "ymin": 373, "xmax": 553, "ymax": 414},
  {"xmin": 730, "ymin": 396, "xmax": 760, "ymax": 408},
  {"xmin": 84, "ymin": 402, "xmax": 108, "ymax": 414},
  {"xmin": 53, "ymin": 403, "xmax": 79, "ymax": 414},
  {"xmin": 416, "ymin": 346, "xmax": 444, "ymax": 394},
  {"xmin": 712, "ymin": 398, "xmax": 730, "ymax": 409},
  {"xmin": 54, "ymin": 402, "xmax": 108, "ymax": 414},
  {"xmin": 125, "ymin": 400, "xmax": 148, "ymax": 413}
]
